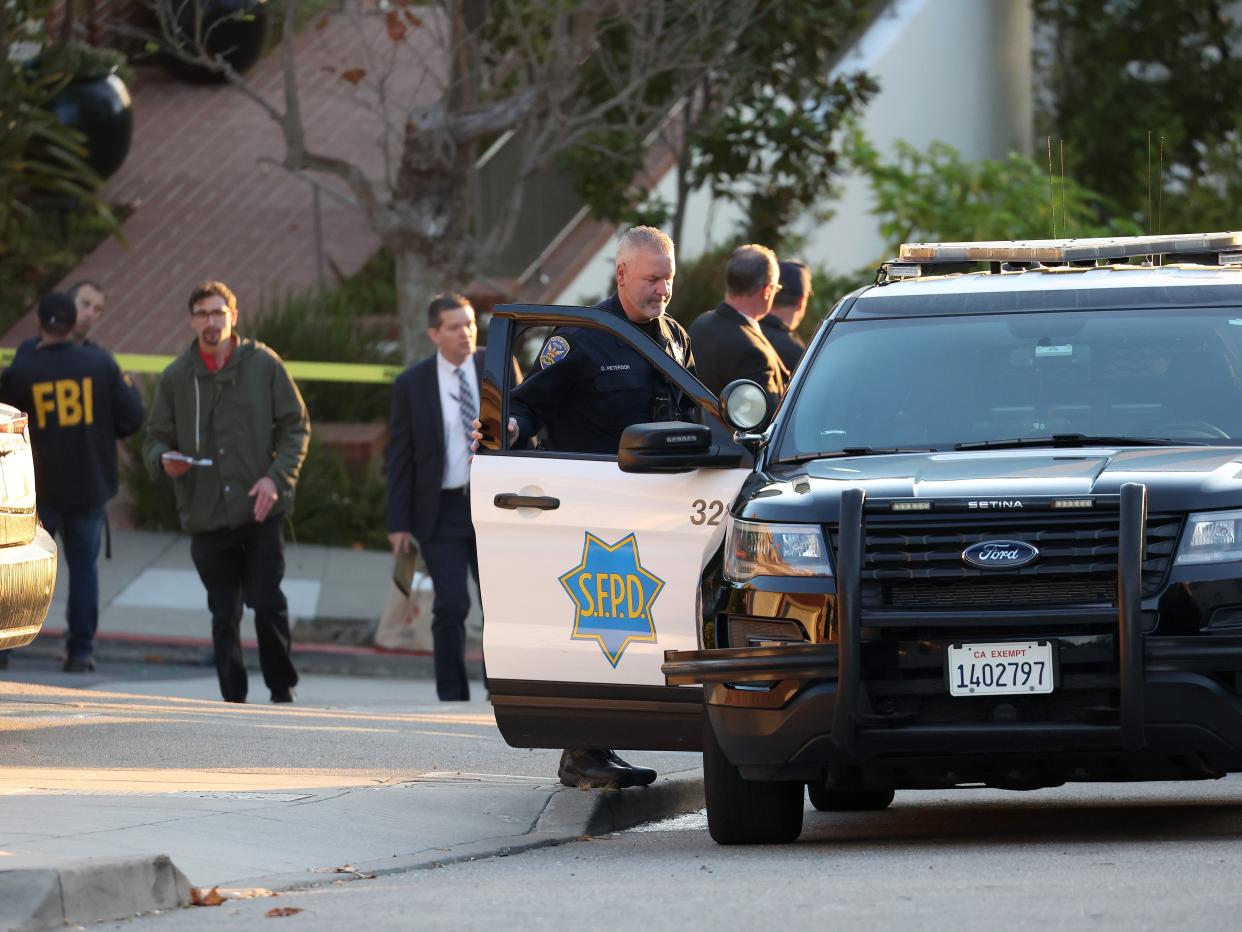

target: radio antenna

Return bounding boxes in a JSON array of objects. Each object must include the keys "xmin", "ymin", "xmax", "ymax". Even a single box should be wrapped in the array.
[
  {"xmin": 1158, "ymin": 134, "xmax": 1164, "ymax": 237},
  {"xmin": 1146, "ymin": 131, "xmax": 1153, "ymax": 237},
  {"xmin": 1060, "ymin": 139, "xmax": 1068, "ymax": 239},
  {"xmin": 1047, "ymin": 136, "xmax": 1056, "ymax": 239}
]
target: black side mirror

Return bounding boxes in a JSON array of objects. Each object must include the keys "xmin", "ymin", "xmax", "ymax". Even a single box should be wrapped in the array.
[
  {"xmin": 618, "ymin": 422, "xmax": 716, "ymax": 473},
  {"xmin": 719, "ymin": 380, "xmax": 771, "ymax": 431}
]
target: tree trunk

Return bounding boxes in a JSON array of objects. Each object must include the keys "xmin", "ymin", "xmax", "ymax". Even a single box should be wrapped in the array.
[
  {"xmin": 392, "ymin": 104, "xmax": 472, "ymax": 364},
  {"xmin": 394, "ymin": 249, "xmax": 439, "ymax": 364}
]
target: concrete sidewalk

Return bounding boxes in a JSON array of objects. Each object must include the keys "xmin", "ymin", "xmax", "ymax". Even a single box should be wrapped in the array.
[
  {"xmin": 11, "ymin": 526, "xmax": 478, "ymax": 677},
  {"xmin": 0, "ymin": 669, "xmax": 704, "ymax": 932}
]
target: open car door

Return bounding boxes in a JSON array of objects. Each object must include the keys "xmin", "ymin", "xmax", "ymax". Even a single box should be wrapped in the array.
[{"xmin": 473, "ymin": 304, "xmax": 753, "ymax": 751}]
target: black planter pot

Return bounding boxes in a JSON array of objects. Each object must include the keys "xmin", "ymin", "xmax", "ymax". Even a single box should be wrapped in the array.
[
  {"xmin": 45, "ymin": 71, "xmax": 134, "ymax": 180},
  {"xmin": 165, "ymin": 0, "xmax": 271, "ymax": 82}
]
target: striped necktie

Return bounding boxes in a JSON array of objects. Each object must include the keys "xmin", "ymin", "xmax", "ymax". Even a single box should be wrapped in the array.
[{"xmin": 455, "ymin": 366, "xmax": 476, "ymax": 447}]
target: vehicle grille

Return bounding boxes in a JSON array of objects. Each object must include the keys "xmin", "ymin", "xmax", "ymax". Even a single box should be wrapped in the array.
[
  {"xmin": 881, "ymin": 575, "xmax": 1116, "ymax": 608},
  {"xmin": 830, "ymin": 512, "xmax": 1182, "ymax": 610}
]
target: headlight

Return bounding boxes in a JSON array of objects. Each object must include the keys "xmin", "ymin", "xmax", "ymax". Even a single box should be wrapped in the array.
[
  {"xmin": 1175, "ymin": 509, "xmax": 1242, "ymax": 565},
  {"xmin": 723, "ymin": 517, "xmax": 832, "ymax": 582}
]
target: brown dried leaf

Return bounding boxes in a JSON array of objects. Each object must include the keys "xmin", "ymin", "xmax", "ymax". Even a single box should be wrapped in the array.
[
  {"xmin": 385, "ymin": 10, "xmax": 407, "ymax": 42},
  {"xmin": 315, "ymin": 14, "xmax": 329, "ymax": 30},
  {"xmin": 340, "ymin": 68, "xmax": 366, "ymax": 85},
  {"xmin": 402, "ymin": 10, "xmax": 422, "ymax": 28},
  {"xmin": 266, "ymin": 907, "xmax": 304, "ymax": 917},
  {"xmin": 190, "ymin": 886, "xmax": 226, "ymax": 907}
]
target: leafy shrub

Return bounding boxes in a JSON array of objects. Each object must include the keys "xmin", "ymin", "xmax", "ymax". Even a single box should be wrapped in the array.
[
  {"xmin": 249, "ymin": 257, "xmax": 399, "ymax": 423},
  {"xmin": 0, "ymin": 20, "xmax": 122, "ymax": 334},
  {"xmin": 286, "ymin": 439, "xmax": 388, "ymax": 550},
  {"xmin": 119, "ymin": 378, "xmax": 180, "ymax": 531}
]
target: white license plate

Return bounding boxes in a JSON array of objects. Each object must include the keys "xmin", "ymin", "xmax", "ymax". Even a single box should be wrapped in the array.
[{"xmin": 947, "ymin": 641, "xmax": 1054, "ymax": 697}]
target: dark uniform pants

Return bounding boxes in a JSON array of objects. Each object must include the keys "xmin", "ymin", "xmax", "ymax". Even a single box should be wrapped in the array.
[
  {"xmin": 190, "ymin": 514, "xmax": 298, "ymax": 702},
  {"xmin": 418, "ymin": 488, "xmax": 481, "ymax": 701},
  {"xmin": 39, "ymin": 503, "xmax": 105, "ymax": 662}
]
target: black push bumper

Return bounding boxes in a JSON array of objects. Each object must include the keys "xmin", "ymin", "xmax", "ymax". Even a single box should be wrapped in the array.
[{"xmin": 664, "ymin": 484, "xmax": 1242, "ymax": 781}]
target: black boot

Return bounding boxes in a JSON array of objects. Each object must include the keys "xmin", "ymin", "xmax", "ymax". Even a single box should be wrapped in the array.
[
  {"xmin": 558, "ymin": 748, "xmax": 639, "ymax": 789},
  {"xmin": 606, "ymin": 751, "xmax": 657, "ymax": 786}
]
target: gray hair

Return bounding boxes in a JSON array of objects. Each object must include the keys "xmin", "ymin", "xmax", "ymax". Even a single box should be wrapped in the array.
[
  {"xmin": 616, "ymin": 225, "xmax": 675, "ymax": 266},
  {"xmin": 725, "ymin": 244, "xmax": 778, "ymax": 297}
]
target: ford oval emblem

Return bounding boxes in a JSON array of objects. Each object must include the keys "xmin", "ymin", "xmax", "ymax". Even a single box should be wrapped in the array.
[{"xmin": 962, "ymin": 539, "xmax": 1039, "ymax": 569}]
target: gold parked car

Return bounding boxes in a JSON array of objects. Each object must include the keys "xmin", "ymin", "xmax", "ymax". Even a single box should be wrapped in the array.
[{"xmin": 0, "ymin": 403, "xmax": 57, "ymax": 653}]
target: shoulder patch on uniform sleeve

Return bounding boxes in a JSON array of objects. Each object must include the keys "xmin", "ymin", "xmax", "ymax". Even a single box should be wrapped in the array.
[{"xmin": 540, "ymin": 335, "xmax": 571, "ymax": 369}]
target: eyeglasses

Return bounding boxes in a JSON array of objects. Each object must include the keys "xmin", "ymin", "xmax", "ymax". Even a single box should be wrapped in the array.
[{"xmin": 190, "ymin": 308, "xmax": 230, "ymax": 320}]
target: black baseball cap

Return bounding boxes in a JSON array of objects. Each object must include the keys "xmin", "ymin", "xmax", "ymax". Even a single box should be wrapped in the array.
[
  {"xmin": 37, "ymin": 292, "xmax": 77, "ymax": 334},
  {"xmin": 776, "ymin": 261, "xmax": 812, "ymax": 303}
]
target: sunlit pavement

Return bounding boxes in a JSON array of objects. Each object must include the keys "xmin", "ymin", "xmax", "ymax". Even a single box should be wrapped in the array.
[{"xmin": 0, "ymin": 665, "xmax": 697, "ymax": 888}]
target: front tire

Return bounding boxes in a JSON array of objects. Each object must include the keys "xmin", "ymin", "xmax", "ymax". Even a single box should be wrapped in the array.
[
  {"xmin": 807, "ymin": 784, "xmax": 895, "ymax": 812},
  {"xmin": 703, "ymin": 725, "xmax": 803, "ymax": 845}
]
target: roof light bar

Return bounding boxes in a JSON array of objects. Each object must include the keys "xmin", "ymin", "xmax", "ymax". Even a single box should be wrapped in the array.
[{"xmin": 895, "ymin": 231, "xmax": 1242, "ymax": 265}]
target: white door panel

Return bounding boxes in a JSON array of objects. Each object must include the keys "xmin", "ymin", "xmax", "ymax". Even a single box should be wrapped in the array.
[{"xmin": 473, "ymin": 454, "xmax": 749, "ymax": 686}]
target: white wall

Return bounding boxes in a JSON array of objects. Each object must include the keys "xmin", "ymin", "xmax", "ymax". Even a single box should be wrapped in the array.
[{"xmin": 554, "ymin": 0, "xmax": 1033, "ymax": 304}]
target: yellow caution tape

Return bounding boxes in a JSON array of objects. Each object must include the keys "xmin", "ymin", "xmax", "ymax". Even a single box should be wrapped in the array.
[{"xmin": 0, "ymin": 348, "xmax": 400, "ymax": 384}]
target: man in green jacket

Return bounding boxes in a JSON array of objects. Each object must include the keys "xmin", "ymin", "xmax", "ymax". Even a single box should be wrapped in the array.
[{"xmin": 143, "ymin": 281, "xmax": 310, "ymax": 704}]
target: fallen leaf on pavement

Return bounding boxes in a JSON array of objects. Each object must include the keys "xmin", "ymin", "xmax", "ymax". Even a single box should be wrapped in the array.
[
  {"xmin": 221, "ymin": 888, "xmax": 275, "ymax": 899},
  {"xmin": 190, "ymin": 886, "xmax": 225, "ymax": 907},
  {"xmin": 266, "ymin": 907, "xmax": 304, "ymax": 918}
]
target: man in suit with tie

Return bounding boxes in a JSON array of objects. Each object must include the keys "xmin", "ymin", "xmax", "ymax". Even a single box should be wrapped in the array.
[{"xmin": 386, "ymin": 293, "xmax": 484, "ymax": 701}]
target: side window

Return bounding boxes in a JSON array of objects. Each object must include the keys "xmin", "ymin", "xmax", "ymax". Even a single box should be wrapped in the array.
[{"xmin": 500, "ymin": 319, "xmax": 691, "ymax": 458}]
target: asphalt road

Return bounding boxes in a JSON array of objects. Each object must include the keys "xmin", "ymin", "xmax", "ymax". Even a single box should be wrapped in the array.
[
  {"xmin": 1, "ymin": 656, "xmax": 687, "ymax": 776},
  {"xmin": 102, "ymin": 776, "xmax": 1242, "ymax": 932}
]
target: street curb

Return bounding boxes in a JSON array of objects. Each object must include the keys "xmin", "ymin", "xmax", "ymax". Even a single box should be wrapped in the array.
[
  {"xmin": 217, "ymin": 770, "xmax": 705, "ymax": 896},
  {"xmin": 0, "ymin": 854, "xmax": 190, "ymax": 932}
]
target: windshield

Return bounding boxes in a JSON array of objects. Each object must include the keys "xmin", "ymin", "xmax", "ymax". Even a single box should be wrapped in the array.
[{"xmin": 775, "ymin": 306, "xmax": 1242, "ymax": 460}]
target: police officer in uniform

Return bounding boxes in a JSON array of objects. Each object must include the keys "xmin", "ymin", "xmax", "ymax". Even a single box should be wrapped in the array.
[
  {"xmin": 498, "ymin": 225, "xmax": 694, "ymax": 789},
  {"xmin": 760, "ymin": 260, "xmax": 811, "ymax": 371},
  {"xmin": 0, "ymin": 293, "xmax": 144, "ymax": 671},
  {"xmin": 689, "ymin": 243, "xmax": 789, "ymax": 409}
]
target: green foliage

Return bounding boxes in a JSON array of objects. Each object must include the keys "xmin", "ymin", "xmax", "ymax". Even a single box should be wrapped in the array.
[
  {"xmin": 683, "ymin": 0, "xmax": 877, "ymax": 249},
  {"xmin": 286, "ymin": 439, "xmax": 388, "ymax": 550},
  {"xmin": 1033, "ymin": 0, "xmax": 1242, "ymax": 226},
  {"xmin": 35, "ymin": 39, "xmax": 132, "ymax": 83},
  {"xmin": 120, "ymin": 378, "xmax": 181, "ymax": 532},
  {"xmin": 849, "ymin": 135, "xmax": 1140, "ymax": 255},
  {"xmin": 1160, "ymin": 117, "xmax": 1242, "ymax": 232},
  {"xmin": 665, "ymin": 244, "xmax": 731, "ymax": 330},
  {"xmin": 562, "ymin": 0, "xmax": 877, "ymax": 251},
  {"xmin": 0, "ymin": 3, "xmax": 122, "ymax": 334},
  {"xmin": 249, "ymin": 257, "xmax": 399, "ymax": 423}
]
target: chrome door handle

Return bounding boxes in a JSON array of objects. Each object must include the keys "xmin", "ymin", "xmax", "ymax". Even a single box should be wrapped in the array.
[{"xmin": 494, "ymin": 493, "xmax": 560, "ymax": 510}]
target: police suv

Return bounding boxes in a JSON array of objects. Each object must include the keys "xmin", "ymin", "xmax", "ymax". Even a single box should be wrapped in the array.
[{"xmin": 473, "ymin": 231, "xmax": 1242, "ymax": 845}]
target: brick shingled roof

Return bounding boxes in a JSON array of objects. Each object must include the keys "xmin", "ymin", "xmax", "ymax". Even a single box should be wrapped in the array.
[{"xmin": 4, "ymin": 14, "xmax": 445, "ymax": 355}]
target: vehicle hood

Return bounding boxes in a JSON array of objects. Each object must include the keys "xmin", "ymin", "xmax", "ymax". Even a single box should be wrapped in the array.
[{"xmin": 737, "ymin": 447, "xmax": 1242, "ymax": 522}]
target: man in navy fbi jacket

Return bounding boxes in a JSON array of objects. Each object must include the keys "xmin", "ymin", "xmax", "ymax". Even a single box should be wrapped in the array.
[{"xmin": 0, "ymin": 292, "xmax": 144, "ymax": 671}]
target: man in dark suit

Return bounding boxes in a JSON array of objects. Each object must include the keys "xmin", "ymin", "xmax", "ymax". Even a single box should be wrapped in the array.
[
  {"xmin": 386, "ymin": 293, "xmax": 485, "ymax": 701},
  {"xmin": 689, "ymin": 243, "xmax": 789, "ymax": 408},
  {"xmin": 760, "ymin": 260, "xmax": 811, "ymax": 372}
]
